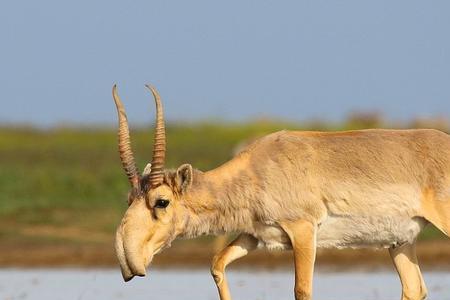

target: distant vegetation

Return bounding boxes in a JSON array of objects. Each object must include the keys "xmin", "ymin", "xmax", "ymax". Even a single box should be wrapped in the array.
[{"xmin": 0, "ymin": 118, "xmax": 447, "ymax": 253}]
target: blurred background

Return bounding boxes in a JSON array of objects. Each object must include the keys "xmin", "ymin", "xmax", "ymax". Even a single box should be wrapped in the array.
[{"xmin": 1, "ymin": 1, "xmax": 449, "ymax": 299}]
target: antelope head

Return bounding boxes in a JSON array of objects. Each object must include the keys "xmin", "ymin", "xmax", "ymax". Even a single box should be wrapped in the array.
[{"xmin": 113, "ymin": 85, "xmax": 193, "ymax": 281}]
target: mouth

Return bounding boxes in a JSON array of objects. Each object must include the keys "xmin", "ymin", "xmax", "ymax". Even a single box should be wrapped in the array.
[
  {"xmin": 121, "ymin": 260, "xmax": 147, "ymax": 282},
  {"xmin": 121, "ymin": 240, "xmax": 173, "ymax": 281},
  {"xmin": 119, "ymin": 240, "xmax": 170, "ymax": 281},
  {"xmin": 123, "ymin": 273, "xmax": 143, "ymax": 282},
  {"xmin": 121, "ymin": 251, "xmax": 154, "ymax": 282},
  {"xmin": 115, "ymin": 227, "xmax": 152, "ymax": 282}
]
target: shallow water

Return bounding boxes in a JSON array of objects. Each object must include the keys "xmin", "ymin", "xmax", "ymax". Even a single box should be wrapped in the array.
[{"xmin": 0, "ymin": 268, "xmax": 449, "ymax": 300}]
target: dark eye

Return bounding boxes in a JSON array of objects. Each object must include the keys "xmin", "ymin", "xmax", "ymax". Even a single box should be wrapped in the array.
[{"xmin": 154, "ymin": 199, "xmax": 170, "ymax": 208}]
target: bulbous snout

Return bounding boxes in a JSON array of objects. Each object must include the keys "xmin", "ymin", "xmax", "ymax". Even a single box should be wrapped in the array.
[
  {"xmin": 115, "ymin": 226, "xmax": 149, "ymax": 281},
  {"xmin": 115, "ymin": 203, "xmax": 154, "ymax": 281}
]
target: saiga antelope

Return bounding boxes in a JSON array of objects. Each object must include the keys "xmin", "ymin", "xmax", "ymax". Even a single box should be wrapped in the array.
[{"xmin": 113, "ymin": 85, "xmax": 449, "ymax": 300}]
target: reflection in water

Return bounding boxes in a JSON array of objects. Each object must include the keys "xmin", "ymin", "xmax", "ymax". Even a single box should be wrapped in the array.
[{"xmin": 0, "ymin": 269, "xmax": 449, "ymax": 300}]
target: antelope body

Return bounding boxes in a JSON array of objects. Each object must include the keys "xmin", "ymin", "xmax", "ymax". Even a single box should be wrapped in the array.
[{"xmin": 113, "ymin": 85, "xmax": 449, "ymax": 300}]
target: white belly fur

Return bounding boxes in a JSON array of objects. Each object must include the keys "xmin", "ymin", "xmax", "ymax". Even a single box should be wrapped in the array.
[
  {"xmin": 317, "ymin": 215, "xmax": 426, "ymax": 249},
  {"xmin": 252, "ymin": 222, "xmax": 292, "ymax": 251},
  {"xmin": 253, "ymin": 216, "xmax": 426, "ymax": 251}
]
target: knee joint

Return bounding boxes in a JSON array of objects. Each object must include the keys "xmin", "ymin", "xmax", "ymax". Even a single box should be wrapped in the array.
[
  {"xmin": 210, "ymin": 257, "xmax": 225, "ymax": 285},
  {"xmin": 294, "ymin": 288, "xmax": 311, "ymax": 300},
  {"xmin": 402, "ymin": 288, "xmax": 427, "ymax": 300}
]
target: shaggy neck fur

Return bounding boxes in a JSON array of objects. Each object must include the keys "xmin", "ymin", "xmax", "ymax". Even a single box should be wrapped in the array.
[{"xmin": 179, "ymin": 154, "xmax": 262, "ymax": 238}]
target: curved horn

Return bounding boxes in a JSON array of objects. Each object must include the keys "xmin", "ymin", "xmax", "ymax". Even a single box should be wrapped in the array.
[
  {"xmin": 112, "ymin": 85, "xmax": 140, "ymax": 188},
  {"xmin": 145, "ymin": 84, "xmax": 166, "ymax": 187}
]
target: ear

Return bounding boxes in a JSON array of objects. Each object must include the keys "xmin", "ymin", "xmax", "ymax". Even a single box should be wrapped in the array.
[
  {"xmin": 175, "ymin": 164, "xmax": 193, "ymax": 193},
  {"xmin": 143, "ymin": 163, "xmax": 152, "ymax": 176}
]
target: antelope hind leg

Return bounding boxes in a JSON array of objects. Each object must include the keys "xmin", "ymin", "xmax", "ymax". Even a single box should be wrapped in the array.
[
  {"xmin": 280, "ymin": 220, "xmax": 317, "ymax": 300},
  {"xmin": 389, "ymin": 242, "xmax": 428, "ymax": 300},
  {"xmin": 210, "ymin": 233, "xmax": 258, "ymax": 300}
]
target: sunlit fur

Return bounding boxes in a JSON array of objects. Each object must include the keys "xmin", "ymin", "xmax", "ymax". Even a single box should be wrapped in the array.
[{"xmin": 116, "ymin": 128, "xmax": 450, "ymax": 300}]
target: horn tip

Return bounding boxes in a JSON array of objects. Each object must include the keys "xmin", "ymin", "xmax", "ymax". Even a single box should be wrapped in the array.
[
  {"xmin": 145, "ymin": 84, "xmax": 155, "ymax": 92},
  {"xmin": 112, "ymin": 84, "xmax": 119, "ymax": 97}
]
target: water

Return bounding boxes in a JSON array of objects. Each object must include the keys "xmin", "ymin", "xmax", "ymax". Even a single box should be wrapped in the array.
[{"xmin": 1, "ymin": 268, "xmax": 449, "ymax": 300}]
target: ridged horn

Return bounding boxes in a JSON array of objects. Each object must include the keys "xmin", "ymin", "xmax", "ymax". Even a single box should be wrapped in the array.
[
  {"xmin": 145, "ymin": 84, "xmax": 166, "ymax": 187},
  {"xmin": 112, "ymin": 85, "xmax": 140, "ymax": 189}
]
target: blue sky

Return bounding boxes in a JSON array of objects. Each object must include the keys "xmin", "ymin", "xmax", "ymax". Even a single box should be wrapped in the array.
[{"xmin": 1, "ymin": 1, "xmax": 449, "ymax": 126}]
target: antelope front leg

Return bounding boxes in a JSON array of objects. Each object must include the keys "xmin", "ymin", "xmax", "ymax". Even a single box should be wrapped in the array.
[
  {"xmin": 281, "ymin": 220, "xmax": 317, "ymax": 300},
  {"xmin": 389, "ymin": 242, "xmax": 428, "ymax": 300},
  {"xmin": 210, "ymin": 233, "xmax": 258, "ymax": 300}
]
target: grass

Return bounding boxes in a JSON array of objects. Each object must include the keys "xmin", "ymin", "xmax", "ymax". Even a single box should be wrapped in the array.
[
  {"xmin": 0, "ymin": 122, "xmax": 299, "ymax": 248},
  {"xmin": 0, "ymin": 121, "xmax": 446, "ymax": 252}
]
